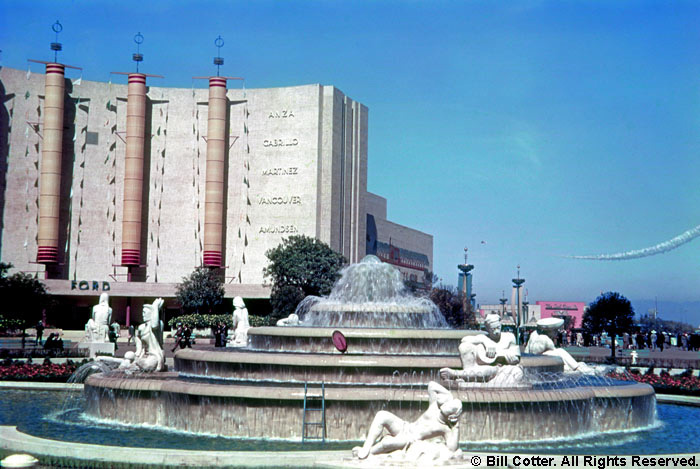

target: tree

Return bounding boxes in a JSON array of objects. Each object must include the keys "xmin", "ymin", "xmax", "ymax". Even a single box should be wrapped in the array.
[
  {"xmin": 424, "ymin": 270, "xmax": 440, "ymax": 288},
  {"xmin": 583, "ymin": 291, "xmax": 635, "ymax": 363},
  {"xmin": 264, "ymin": 235, "xmax": 346, "ymax": 322},
  {"xmin": 430, "ymin": 285, "xmax": 464, "ymax": 328},
  {"xmin": 0, "ymin": 262, "xmax": 50, "ymax": 332},
  {"xmin": 428, "ymin": 285, "xmax": 476, "ymax": 328},
  {"xmin": 175, "ymin": 267, "xmax": 225, "ymax": 315}
]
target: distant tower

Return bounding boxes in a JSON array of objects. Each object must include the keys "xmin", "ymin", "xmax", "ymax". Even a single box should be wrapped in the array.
[
  {"xmin": 457, "ymin": 247, "xmax": 475, "ymax": 317},
  {"xmin": 36, "ymin": 22, "xmax": 67, "ymax": 264},
  {"xmin": 512, "ymin": 265, "xmax": 526, "ymax": 343},
  {"xmin": 203, "ymin": 36, "xmax": 228, "ymax": 267}
]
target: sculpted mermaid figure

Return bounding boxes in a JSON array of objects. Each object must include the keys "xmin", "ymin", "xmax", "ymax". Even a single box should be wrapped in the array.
[{"xmin": 132, "ymin": 298, "xmax": 165, "ymax": 372}]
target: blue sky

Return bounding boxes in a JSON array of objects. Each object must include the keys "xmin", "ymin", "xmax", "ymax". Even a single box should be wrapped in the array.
[{"xmin": 2, "ymin": 1, "xmax": 699, "ymax": 323}]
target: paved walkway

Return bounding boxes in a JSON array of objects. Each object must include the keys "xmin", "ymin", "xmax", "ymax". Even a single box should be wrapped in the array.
[
  {"xmin": 0, "ymin": 426, "xmax": 349, "ymax": 468},
  {"xmin": 1, "ymin": 425, "xmax": 698, "ymax": 468}
]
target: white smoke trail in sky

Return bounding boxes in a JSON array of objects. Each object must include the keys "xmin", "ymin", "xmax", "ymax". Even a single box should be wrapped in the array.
[{"xmin": 568, "ymin": 224, "xmax": 700, "ymax": 260}]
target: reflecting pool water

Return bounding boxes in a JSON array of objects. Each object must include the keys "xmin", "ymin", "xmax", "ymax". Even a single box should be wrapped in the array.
[{"xmin": 1, "ymin": 390, "xmax": 698, "ymax": 455}]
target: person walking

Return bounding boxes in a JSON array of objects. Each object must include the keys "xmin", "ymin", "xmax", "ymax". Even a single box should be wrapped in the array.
[
  {"xmin": 35, "ymin": 320, "xmax": 45, "ymax": 346},
  {"xmin": 109, "ymin": 321, "xmax": 120, "ymax": 351},
  {"xmin": 656, "ymin": 332, "xmax": 665, "ymax": 352},
  {"xmin": 635, "ymin": 332, "xmax": 643, "ymax": 350},
  {"xmin": 182, "ymin": 325, "xmax": 193, "ymax": 348},
  {"xmin": 172, "ymin": 323, "xmax": 184, "ymax": 352},
  {"xmin": 127, "ymin": 324, "xmax": 135, "ymax": 346}
]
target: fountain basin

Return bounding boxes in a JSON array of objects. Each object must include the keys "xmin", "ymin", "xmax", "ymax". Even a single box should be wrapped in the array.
[
  {"xmin": 84, "ymin": 372, "xmax": 655, "ymax": 442},
  {"xmin": 78, "ymin": 253, "xmax": 658, "ymax": 447}
]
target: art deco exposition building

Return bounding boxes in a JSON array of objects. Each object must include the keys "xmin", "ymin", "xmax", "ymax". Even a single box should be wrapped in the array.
[{"xmin": 0, "ymin": 65, "xmax": 432, "ymax": 327}]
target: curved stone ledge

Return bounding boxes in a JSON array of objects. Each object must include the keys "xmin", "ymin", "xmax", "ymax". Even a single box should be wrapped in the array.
[
  {"xmin": 85, "ymin": 373, "xmax": 654, "ymax": 404},
  {"xmin": 249, "ymin": 326, "xmax": 478, "ymax": 339},
  {"xmin": 248, "ymin": 327, "xmax": 480, "ymax": 354},
  {"xmin": 83, "ymin": 374, "xmax": 655, "ymax": 441},
  {"xmin": 173, "ymin": 349, "xmax": 564, "ymax": 384}
]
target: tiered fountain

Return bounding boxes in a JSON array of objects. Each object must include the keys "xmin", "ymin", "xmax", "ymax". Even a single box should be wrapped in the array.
[{"xmin": 84, "ymin": 255, "xmax": 655, "ymax": 442}]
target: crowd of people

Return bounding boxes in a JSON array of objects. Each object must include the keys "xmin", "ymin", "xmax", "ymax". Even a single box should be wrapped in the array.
[{"xmin": 541, "ymin": 329, "xmax": 700, "ymax": 352}]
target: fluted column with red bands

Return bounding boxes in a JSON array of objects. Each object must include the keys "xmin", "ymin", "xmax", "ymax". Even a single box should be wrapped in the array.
[
  {"xmin": 203, "ymin": 77, "xmax": 227, "ymax": 267},
  {"xmin": 121, "ymin": 73, "xmax": 147, "ymax": 266},
  {"xmin": 37, "ymin": 63, "xmax": 65, "ymax": 264}
]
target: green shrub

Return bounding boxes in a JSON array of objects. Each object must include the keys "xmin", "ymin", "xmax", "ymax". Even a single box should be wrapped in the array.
[
  {"xmin": 249, "ymin": 315, "xmax": 270, "ymax": 327},
  {"xmin": 0, "ymin": 315, "xmax": 24, "ymax": 331},
  {"xmin": 168, "ymin": 314, "xmax": 230, "ymax": 329},
  {"xmin": 167, "ymin": 313, "xmax": 270, "ymax": 329}
]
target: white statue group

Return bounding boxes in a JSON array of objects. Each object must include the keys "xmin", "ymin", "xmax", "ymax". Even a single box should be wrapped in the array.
[
  {"xmin": 91, "ymin": 294, "xmax": 252, "ymax": 374},
  {"xmin": 95, "ymin": 296, "xmax": 165, "ymax": 374},
  {"xmin": 87, "ymin": 293, "xmax": 592, "ymax": 464}
]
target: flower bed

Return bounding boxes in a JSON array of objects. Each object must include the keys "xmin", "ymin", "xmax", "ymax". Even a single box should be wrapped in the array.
[
  {"xmin": 608, "ymin": 370, "xmax": 700, "ymax": 396},
  {"xmin": 0, "ymin": 360, "xmax": 79, "ymax": 382}
]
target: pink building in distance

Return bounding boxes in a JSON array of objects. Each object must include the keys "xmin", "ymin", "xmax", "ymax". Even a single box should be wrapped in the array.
[{"xmin": 536, "ymin": 301, "xmax": 587, "ymax": 329}]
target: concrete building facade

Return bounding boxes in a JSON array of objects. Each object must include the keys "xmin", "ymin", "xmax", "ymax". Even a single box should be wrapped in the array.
[{"xmin": 0, "ymin": 66, "xmax": 432, "ymax": 326}]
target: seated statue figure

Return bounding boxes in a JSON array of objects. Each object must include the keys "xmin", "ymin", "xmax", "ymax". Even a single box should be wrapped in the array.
[
  {"xmin": 440, "ymin": 313, "xmax": 523, "ymax": 386},
  {"xmin": 353, "ymin": 381, "xmax": 462, "ymax": 462},
  {"xmin": 130, "ymin": 298, "xmax": 165, "ymax": 373},
  {"xmin": 525, "ymin": 318, "xmax": 595, "ymax": 374},
  {"xmin": 85, "ymin": 293, "xmax": 112, "ymax": 342},
  {"xmin": 229, "ymin": 296, "xmax": 250, "ymax": 347},
  {"xmin": 84, "ymin": 319, "xmax": 98, "ymax": 342},
  {"xmin": 276, "ymin": 313, "xmax": 301, "ymax": 326}
]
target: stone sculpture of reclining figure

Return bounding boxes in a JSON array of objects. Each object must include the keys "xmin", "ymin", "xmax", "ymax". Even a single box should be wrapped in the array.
[
  {"xmin": 524, "ymin": 317, "xmax": 595, "ymax": 374},
  {"xmin": 353, "ymin": 381, "xmax": 463, "ymax": 462}
]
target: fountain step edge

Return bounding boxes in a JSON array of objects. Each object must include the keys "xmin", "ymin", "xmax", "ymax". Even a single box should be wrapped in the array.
[
  {"xmin": 4, "ymin": 426, "xmax": 696, "ymax": 469},
  {"xmin": 656, "ymin": 394, "xmax": 700, "ymax": 407},
  {"xmin": 84, "ymin": 373, "xmax": 655, "ymax": 403},
  {"xmin": 0, "ymin": 426, "xmax": 347, "ymax": 468},
  {"xmin": 0, "ymin": 381, "xmax": 83, "ymax": 391}
]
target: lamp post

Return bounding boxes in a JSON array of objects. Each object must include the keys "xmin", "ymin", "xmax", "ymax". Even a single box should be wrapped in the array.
[
  {"xmin": 457, "ymin": 247, "xmax": 474, "ymax": 327},
  {"xmin": 512, "ymin": 266, "xmax": 525, "ymax": 344}
]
